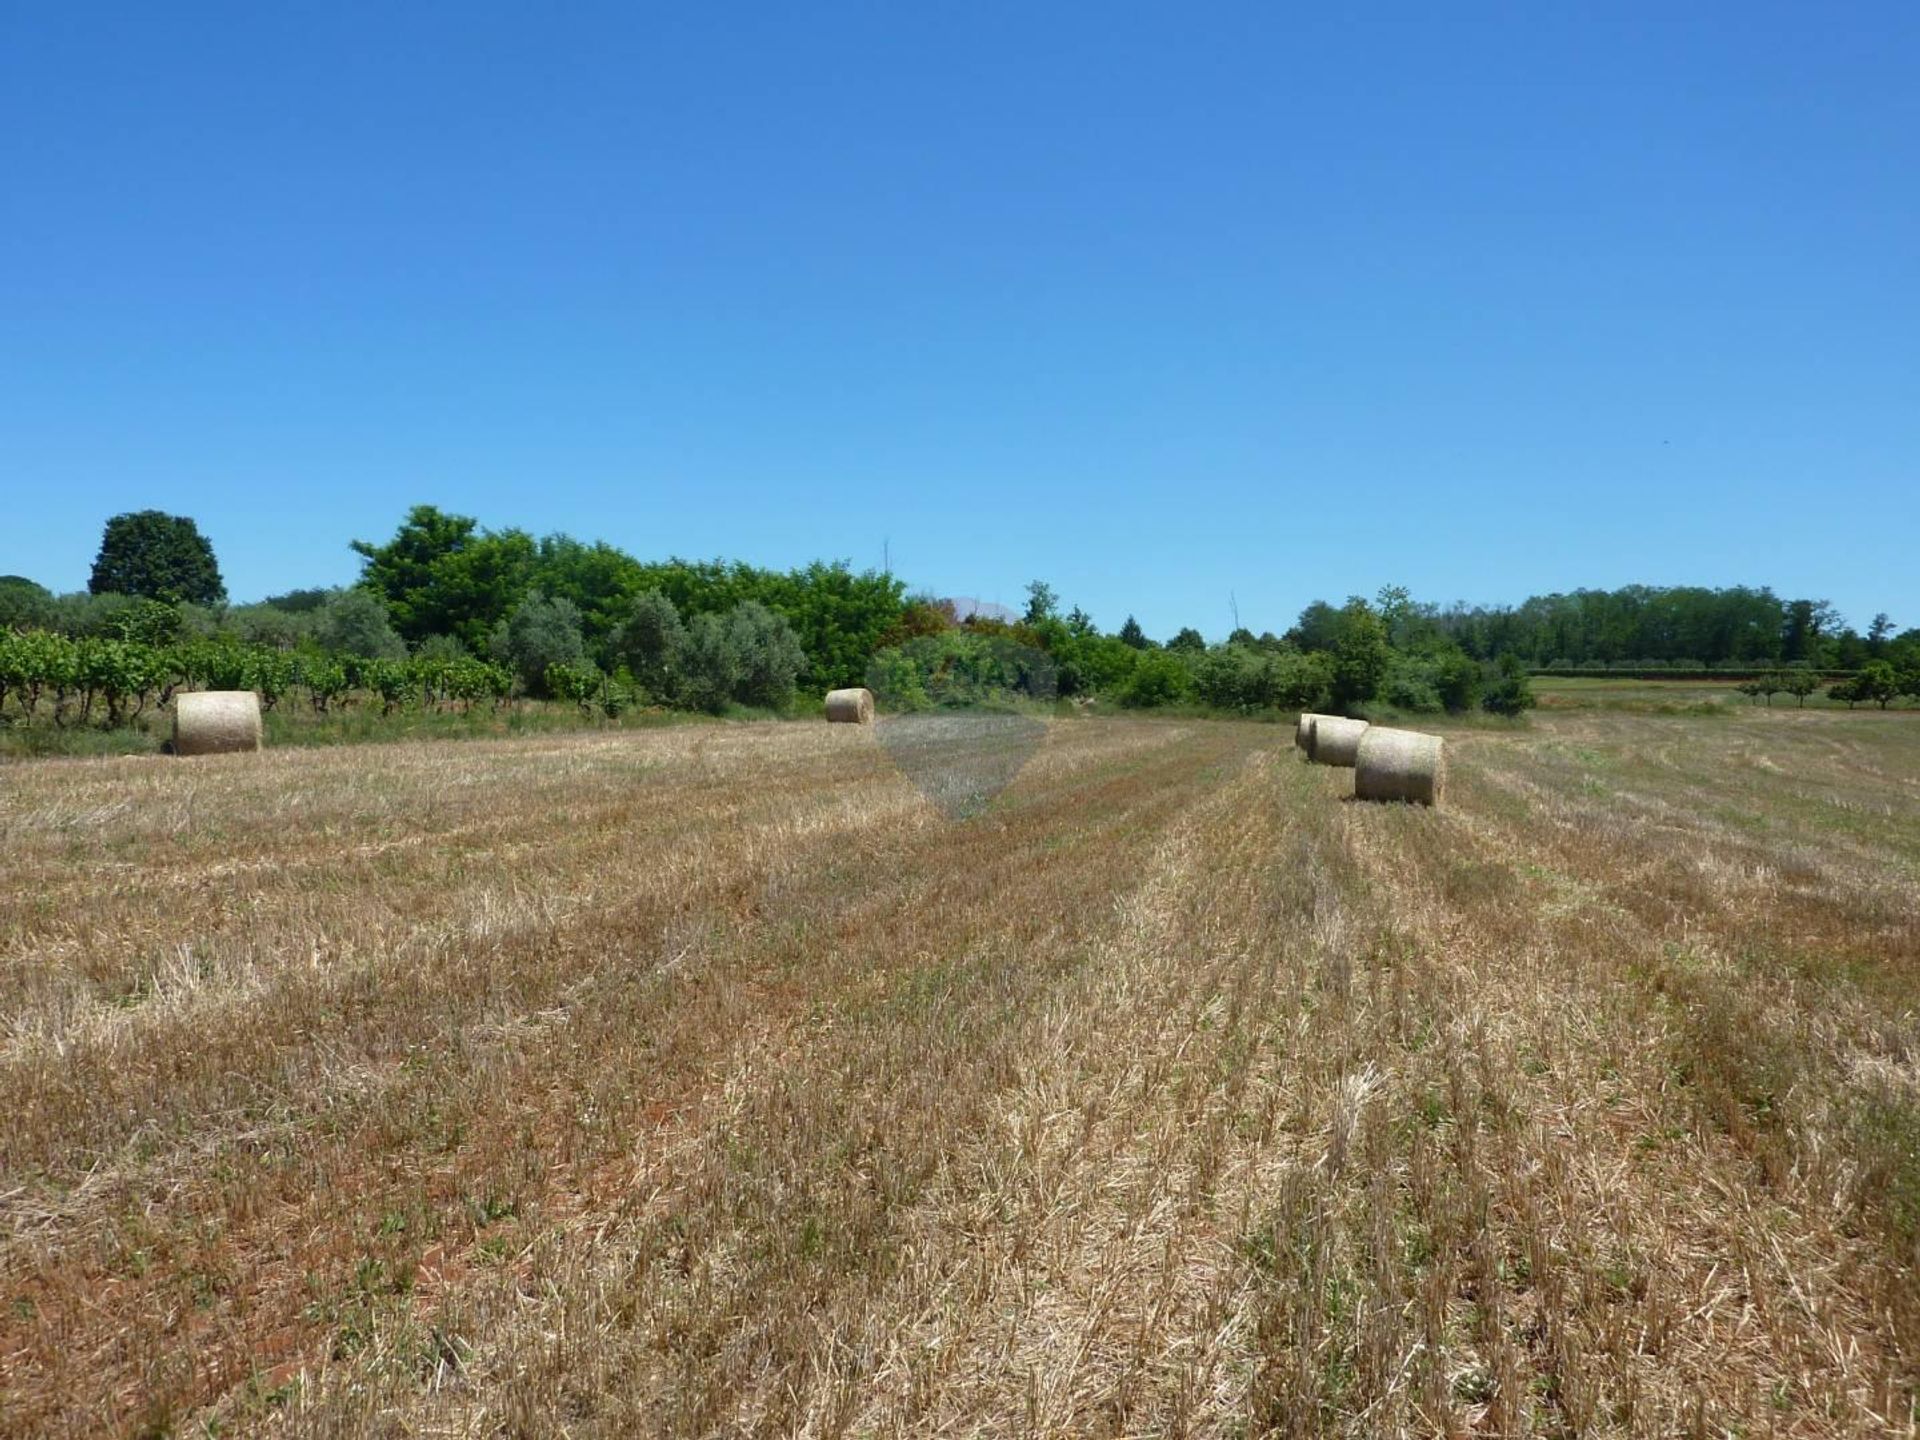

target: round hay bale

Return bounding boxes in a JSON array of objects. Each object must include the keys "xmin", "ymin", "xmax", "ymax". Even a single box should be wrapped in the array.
[
  {"xmin": 1295, "ymin": 713, "xmax": 1329, "ymax": 754},
  {"xmin": 1307, "ymin": 715, "xmax": 1369, "ymax": 767},
  {"xmin": 173, "ymin": 690, "xmax": 263, "ymax": 756},
  {"xmin": 824, "ymin": 687, "xmax": 874, "ymax": 724},
  {"xmin": 1354, "ymin": 727, "xmax": 1445, "ymax": 806}
]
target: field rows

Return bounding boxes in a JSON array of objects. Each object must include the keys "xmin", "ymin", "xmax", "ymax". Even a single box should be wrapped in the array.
[{"xmin": 1, "ymin": 711, "xmax": 1916, "ymax": 1435}]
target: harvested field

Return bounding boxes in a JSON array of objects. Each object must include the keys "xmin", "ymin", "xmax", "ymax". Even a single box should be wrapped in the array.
[{"xmin": 2, "ymin": 710, "xmax": 1918, "ymax": 1435}]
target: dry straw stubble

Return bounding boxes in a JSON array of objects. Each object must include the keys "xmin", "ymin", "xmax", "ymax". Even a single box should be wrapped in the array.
[
  {"xmin": 172, "ymin": 690, "xmax": 263, "ymax": 756},
  {"xmin": 1353, "ymin": 725, "xmax": 1445, "ymax": 805}
]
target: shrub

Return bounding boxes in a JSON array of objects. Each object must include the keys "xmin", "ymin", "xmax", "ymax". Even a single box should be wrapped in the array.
[
  {"xmin": 611, "ymin": 590, "xmax": 688, "ymax": 703},
  {"xmin": 679, "ymin": 612, "xmax": 741, "ymax": 714},
  {"xmin": 1482, "ymin": 655, "xmax": 1536, "ymax": 716},
  {"xmin": 725, "ymin": 600, "xmax": 806, "ymax": 709},
  {"xmin": 316, "ymin": 588, "xmax": 406, "ymax": 659},
  {"xmin": 1118, "ymin": 651, "xmax": 1191, "ymax": 707},
  {"xmin": 489, "ymin": 591, "xmax": 587, "ymax": 697}
]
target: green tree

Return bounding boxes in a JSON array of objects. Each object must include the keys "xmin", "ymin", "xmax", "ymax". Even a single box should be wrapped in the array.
[
  {"xmin": 351, "ymin": 505, "xmax": 536, "ymax": 649},
  {"xmin": 1166, "ymin": 627, "xmax": 1206, "ymax": 654},
  {"xmin": 1118, "ymin": 651, "xmax": 1190, "ymax": 707},
  {"xmin": 489, "ymin": 591, "xmax": 587, "ymax": 696},
  {"xmin": 89, "ymin": 511, "xmax": 225, "ymax": 604},
  {"xmin": 1117, "ymin": 615, "xmax": 1150, "ymax": 650},
  {"xmin": 1781, "ymin": 667, "xmax": 1820, "ymax": 707},
  {"xmin": 679, "ymin": 611, "xmax": 742, "ymax": 714},
  {"xmin": 1022, "ymin": 580, "xmax": 1060, "ymax": 626},
  {"xmin": 1481, "ymin": 655, "xmax": 1536, "ymax": 717},
  {"xmin": 1867, "ymin": 612, "xmax": 1895, "ymax": 655},
  {"xmin": 726, "ymin": 601, "xmax": 807, "ymax": 708},
  {"xmin": 1855, "ymin": 660, "xmax": 1901, "ymax": 710},
  {"xmin": 1328, "ymin": 599, "xmax": 1390, "ymax": 711},
  {"xmin": 612, "ymin": 590, "xmax": 688, "ymax": 701},
  {"xmin": 1287, "ymin": 601, "xmax": 1344, "ymax": 654},
  {"xmin": 0, "ymin": 576, "xmax": 54, "ymax": 631},
  {"xmin": 315, "ymin": 588, "xmax": 406, "ymax": 659}
]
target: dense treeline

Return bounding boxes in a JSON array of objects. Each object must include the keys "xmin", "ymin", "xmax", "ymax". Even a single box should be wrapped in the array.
[
  {"xmin": 3, "ymin": 506, "xmax": 1917, "ymax": 741},
  {"xmin": 1427, "ymin": 585, "xmax": 1913, "ymax": 671}
]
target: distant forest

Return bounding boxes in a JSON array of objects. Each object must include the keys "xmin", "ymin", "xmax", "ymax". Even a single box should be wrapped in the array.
[{"xmin": 2, "ymin": 506, "xmax": 1917, "ymax": 732}]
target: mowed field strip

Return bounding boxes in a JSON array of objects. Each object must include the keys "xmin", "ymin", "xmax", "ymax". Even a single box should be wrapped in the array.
[{"xmin": 2, "ymin": 712, "xmax": 1917, "ymax": 1436}]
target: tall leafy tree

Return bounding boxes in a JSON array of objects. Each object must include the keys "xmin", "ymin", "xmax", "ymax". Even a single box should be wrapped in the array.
[
  {"xmin": 88, "ymin": 511, "xmax": 225, "ymax": 604},
  {"xmin": 1328, "ymin": 598, "xmax": 1390, "ymax": 710},
  {"xmin": 1022, "ymin": 580, "xmax": 1060, "ymax": 625},
  {"xmin": 351, "ymin": 506, "xmax": 535, "ymax": 649}
]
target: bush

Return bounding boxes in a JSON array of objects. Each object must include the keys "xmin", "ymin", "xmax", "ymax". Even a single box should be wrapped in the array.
[
  {"xmin": 1118, "ymin": 651, "xmax": 1191, "ymax": 708},
  {"xmin": 1379, "ymin": 655, "xmax": 1443, "ymax": 713},
  {"xmin": 1482, "ymin": 656, "xmax": 1536, "ymax": 717},
  {"xmin": 489, "ymin": 591, "xmax": 587, "ymax": 697},
  {"xmin": 676, "ymin": 613, "xmax": 739, "ymax": 714},
  {"xmin": 612, "ymin": 590, "xmax": 688, "ymax": 703},
  {"xmin": 725, "ymin": 601, "xmax": 806, "ymax": 709},
  {"xmin": 316, "ymin": 588, "xmax": 406, "ymax": 659}
]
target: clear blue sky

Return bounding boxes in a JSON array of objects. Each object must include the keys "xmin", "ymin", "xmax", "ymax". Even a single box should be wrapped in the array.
[{"xmin": 3, "ymin": 3, "xmax": 1915, "ymax": 638}]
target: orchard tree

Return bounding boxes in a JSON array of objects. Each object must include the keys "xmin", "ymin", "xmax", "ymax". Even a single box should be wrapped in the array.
[
  {"xmin": 89, "ymin": 511, "xmax": 225, "ymax": 604},
  {"xmin": 1855, "ymin": 660, "xmax": 1901, "ymax": 710},
  {"xmin": 1782, "ymin": 667, "xmax": 1820, "ymax": 707}
]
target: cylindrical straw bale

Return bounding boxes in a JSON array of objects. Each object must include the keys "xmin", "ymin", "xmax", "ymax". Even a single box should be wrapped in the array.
[
  {"xmin": 1354, "ymin": 727, "xmax": 1445, "ymax": 806},
  {"xmin": 824, "ymin": 687, "xmax": 875, "ymax": 724},
  {"xmin": 1295, "ymin": 713, "xmax": 1326, "ymax": 753},
  {"xmin": 1307, "ymin": 715, "xmax": 1369, "ymax": 767},
  {"xmin": 173, "ymin": 690, "xmax": 263, "ymax": 756}
]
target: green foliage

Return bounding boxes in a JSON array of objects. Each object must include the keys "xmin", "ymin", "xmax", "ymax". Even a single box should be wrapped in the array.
[
  {"xmin": 1022, "ymin": 580, "xmax": 1059, "ymax": 625},
  {"xmin": 1379, "ymin": 655, "xmax": 1444, "ymax": 713},
  {"xmin": 351, "ymin": 506, "xmax": 535, "ymax": 650},
  {"xmin": 260, "ymin": 587, "xmax": 333, "ymax": 613},
  {"xmin": 0, "ymin": 576, "xmax": 54, "ymax": 632},
  {"xmin": 1116, "ymin": 615, "xmax": 1150, "ymax": 650},
  {"xmin": 611, "ymin": 590, "xmax": 688, "ymax": 701},
  {"xmin": 1192, "ymin": 645, "xmax": 1331, "ymax": 714},
  {"xmin": 543, "ymin": 661, "xmax": 604, "ymax": 712},
  {"xmin": 725, "ymin": 601, "xmax": 807, "ymax": 709},
  {"xmin": 1288, "ymin": 601, "xmax": 1344, "ymax": 654},
  {"xmin": 489, "ymin": 591, "xmax": 587, "ymax": 697},
  {"xmin": 1052, "ymin": 633, "xmax": 1139, "ymax": 698},
  {"xmin": 316, "ymin": 588, "xmax": 407, "ymax": 659},
  {"xmin": 88, "ymin": 511, "xmax": 226, "ymax": 604},
  {"xmin": 1853, "ymin": 660, "xmax": 1901, "ymax": 710},
  {"xmin": 1166, "ymin": 627, "xmax": 1207, "ymax": 654},
  {"xmin": 1481, "ymin": 655, "xmax": 1536, "ymax": 717},
  {"xmin": 1781, "ymin": 667, "xmax": 1820, "ymax": 706},
  {"xmin": 1329, "ymin": 599, "xmax": 1390, "ymax": 711},
  {"xmin": 1118, "ymin": 650, "xmax": 1190, "ymax": 708},
  {"xmin": 866, "ymin": 632, "xmax": 1055, "ymax": 711},
  {"xmin": 678, "ymin": 612, "xmax": 742, "ymax": 714}
]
